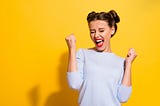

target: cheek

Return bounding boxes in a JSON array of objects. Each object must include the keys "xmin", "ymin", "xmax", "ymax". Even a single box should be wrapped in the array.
[
  {"xmin": 90, "ymin": 33, "xmax": 94, "ymax": 40},
  {"xmin": 103, "ymin": 31, "xmax": 111, "ymax": 39}
]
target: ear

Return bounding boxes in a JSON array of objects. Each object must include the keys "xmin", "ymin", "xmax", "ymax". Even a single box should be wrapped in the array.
[{"xmin": 111, "ymin": 27, "xmax": 115, "ymax": 35}]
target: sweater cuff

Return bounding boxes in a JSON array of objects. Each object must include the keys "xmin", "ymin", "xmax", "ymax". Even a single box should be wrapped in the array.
[
  {"xmin": 117, "ymin": 85, "xmax": 132, "ymax": 103},
  {"xmin": 67, "ymin": 71, "xmax": 82, "ymax": 90}
]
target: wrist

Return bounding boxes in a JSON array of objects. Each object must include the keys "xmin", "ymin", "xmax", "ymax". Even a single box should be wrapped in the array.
[
  {"xmin": 125, "ymin": 59, "xmax": 132, "ymax": 65},
  {"xmin": 124, "ymin": 59, "xmax": 132, "ymax": 66},
  {"xmin": 125, "ymin": 61, "xmax": 132, "ymax": 65},
  {"xmin": 69, "ymin": 47, "xmax": 76, "ymax": 53}
]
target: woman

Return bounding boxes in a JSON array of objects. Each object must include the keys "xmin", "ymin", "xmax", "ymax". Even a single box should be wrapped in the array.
[{"xmin": 65, "ymin": 10, "xmax": 137, "ymax": 106}]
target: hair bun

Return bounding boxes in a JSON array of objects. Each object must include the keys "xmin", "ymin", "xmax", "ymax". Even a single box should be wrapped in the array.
[
  {"xmin": 87, "ymin": 11, "xmax": 96, "ymax": 22},
  {"xmin": 108, "ymin": 10, "xmax": 120, "ymax": 23},
  {"xmin": 88, "ymin": 11, "xmax": 96, "ymax": 16}
]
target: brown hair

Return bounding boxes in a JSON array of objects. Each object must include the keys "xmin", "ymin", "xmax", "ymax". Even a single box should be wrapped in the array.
[{"xmin": 87, "ymin": 10, "xmax": 120, "ymax": 37}]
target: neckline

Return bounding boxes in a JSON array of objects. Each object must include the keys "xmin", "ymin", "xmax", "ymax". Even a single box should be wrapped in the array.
[{"xmin": 87, "ymin": 48, "xmax": 115, "ymax": 55}]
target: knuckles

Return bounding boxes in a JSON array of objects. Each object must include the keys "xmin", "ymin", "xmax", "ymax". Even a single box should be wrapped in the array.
[
  {"xmin": 65, "ymin": 34, "xmax": 76, "ymax": 48},
  {"xmin": 65, "ymin": 34, "xmax": 76, "ymax": 42},
  {"xmin": 126, "ymin": 48, "xmax": 138, "ymax": 62}
]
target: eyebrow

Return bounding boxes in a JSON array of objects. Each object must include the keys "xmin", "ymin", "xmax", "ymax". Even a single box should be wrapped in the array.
[
  {"xmin": 99, "ymin": 28, "xmax": 105, "ymax": 30},
  {"xmin": 89, "ymin": 29, "xmax": 95, "ymax": 31},
  {"xmin": 90, "ymin": 28, "xmax": 105, "ymax": 30}
]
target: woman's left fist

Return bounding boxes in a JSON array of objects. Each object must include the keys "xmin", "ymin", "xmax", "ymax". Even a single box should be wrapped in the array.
[{"xmin": 125, "ymin": 48, "xmax": 137, "ymax": 64}]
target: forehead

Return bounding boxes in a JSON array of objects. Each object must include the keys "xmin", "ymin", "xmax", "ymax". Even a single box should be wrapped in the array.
[{"xmin": 89, "ymin": 20, "xmax": 109, "ymax": 28}]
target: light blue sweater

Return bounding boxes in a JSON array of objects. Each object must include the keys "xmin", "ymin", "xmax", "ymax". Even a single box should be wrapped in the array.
[{"xmin": 67, "ymin": 49, "xmax": 132, "ymax": 106}]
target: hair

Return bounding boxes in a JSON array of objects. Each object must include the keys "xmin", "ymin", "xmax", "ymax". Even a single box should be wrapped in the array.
[{"xmin": 87, "ymin": 10, "xmax": 120, "ymax": 37}]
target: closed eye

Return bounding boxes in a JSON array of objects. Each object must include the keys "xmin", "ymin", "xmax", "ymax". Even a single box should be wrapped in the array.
[
  {"xmin": 99, "ymin": 30, "xmax": 104, "ymax": 32},
  {"xmin": 90, "ymin": 31, "xmax": 95, "ymax": 34}
]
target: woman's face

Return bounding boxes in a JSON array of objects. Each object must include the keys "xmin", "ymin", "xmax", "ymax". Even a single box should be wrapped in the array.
[{"xmin": 88, "ymin": 20, "xmax": 114, "ymax": 52}]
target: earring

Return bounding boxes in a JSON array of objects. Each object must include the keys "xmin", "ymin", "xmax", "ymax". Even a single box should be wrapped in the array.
[{"xmin": 111, "ymin": 31, "xmax": 114, "ymax": 35}]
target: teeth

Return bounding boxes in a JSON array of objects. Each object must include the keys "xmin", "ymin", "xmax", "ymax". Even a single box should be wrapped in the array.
[
  {"xmin": 95, "ymin": 39, "xmax": 104, "ymax": 44},
  {"xmin": 96, "ymin": 40, "xmax": 102, "ymax": 42}
]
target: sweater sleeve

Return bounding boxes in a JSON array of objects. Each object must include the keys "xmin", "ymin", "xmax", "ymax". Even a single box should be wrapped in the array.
[
  {"xmin": 67, "ymin": 49, "xmax": 84, "ymax": 90},
  {"xmin": 117, "ymin": 59, "xmax": 132, "ymax": 103}
]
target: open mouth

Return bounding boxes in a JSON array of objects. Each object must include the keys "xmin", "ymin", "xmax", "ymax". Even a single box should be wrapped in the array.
[{"xmin": 94, "ymin": 38, "xmax": 104, "ymax": 47}]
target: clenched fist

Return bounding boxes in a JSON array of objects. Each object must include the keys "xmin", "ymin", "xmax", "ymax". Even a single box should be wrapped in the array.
[
  {"xmin": 125, "ymin": 48, "xmax": 137, "ymax": 64},
  {"xmin": 65, "ymin": 34, "xmax": 76, "ymax": 50}
]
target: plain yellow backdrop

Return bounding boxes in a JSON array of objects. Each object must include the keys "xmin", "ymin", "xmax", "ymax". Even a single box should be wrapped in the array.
[{"xmin": 1, "ymin": 0, "xmax": 160, "ymax": 106}]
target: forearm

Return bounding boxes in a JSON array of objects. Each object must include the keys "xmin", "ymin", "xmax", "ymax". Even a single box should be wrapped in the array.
[
  {"xmin": 67, "ymin": 48, "xmax": 77, "ymax": 72},
  {"xmin": 67, "ymin": 48, "xmax": 84, "ymax": 89},
  {"xmin": 117, "ymin": 48, "xmax": 137, "ymax": 102},
  {"xmin": 122, "ymin": 63, "xmax": 132, "ymax": 86},
  {"xmin": 65, "ymin": 34, "xmax": 83, "ymax": 89}
]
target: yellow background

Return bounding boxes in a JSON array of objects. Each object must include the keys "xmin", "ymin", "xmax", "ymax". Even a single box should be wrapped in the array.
[{"xmin": 1, "ymin": 0, "xmax": 160, "ymax": 106}]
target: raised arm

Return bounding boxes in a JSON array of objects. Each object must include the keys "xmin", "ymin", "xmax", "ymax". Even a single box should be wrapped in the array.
[
  {"xmin": 117, "ymin": 48, "xmax": 137, "ymax": 102},
  {"xmin": 122, "ymin": 48, "xmax": 137, "ymax": 86},
  {"xmin": 65, "ymin": 34, "xmax": 84, "ymax": 90}
]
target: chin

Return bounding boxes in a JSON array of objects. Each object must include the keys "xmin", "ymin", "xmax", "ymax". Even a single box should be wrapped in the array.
[{"xmin": 96, "ymin": 47, "xmax": 105, "ymax": 52}]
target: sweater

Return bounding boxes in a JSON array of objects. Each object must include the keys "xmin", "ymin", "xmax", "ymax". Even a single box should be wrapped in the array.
[{"xmin": 67, "ymin": 49, "xmax": 132, "ymax": 106}]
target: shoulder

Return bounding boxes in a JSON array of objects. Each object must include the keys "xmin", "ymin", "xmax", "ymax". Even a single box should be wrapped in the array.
[
  {"xmin": 77, "ymin": 48, "xmax": 90, "ymax": 54},
  {"xmin": 77, "ymin": 48, "xmax": 98, "ymax": 56},
  {"xmin": 76, "ymin": 48, "xmax": 86, "ymax": 57},
  {"xmin": 77, "ymin": 48, "xmax": 85, "ymax": 54},
  {"xmin": 76, "ymin": 48, "xmax": 94, "ymax": 58},
  {"xmin": 114, "ymin": 54, "xmax": 125, "ymax": 60},
  {"xmin": 113, "ymin": 53, "xmax": 125, "ymax": 64}
]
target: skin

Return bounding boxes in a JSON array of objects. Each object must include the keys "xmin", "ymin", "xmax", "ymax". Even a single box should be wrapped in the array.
[{"xmin": 65, "ymin": 20, "xmax": 137, "ymax": 87}]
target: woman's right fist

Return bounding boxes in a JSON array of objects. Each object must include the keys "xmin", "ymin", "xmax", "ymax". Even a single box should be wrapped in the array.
[{"xmin": 65, "ymin": 34, "xmax": 76, "ymax": 49}]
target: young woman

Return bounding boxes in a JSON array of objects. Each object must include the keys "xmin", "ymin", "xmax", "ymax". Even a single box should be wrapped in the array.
[{"xmin": 65, "ymin": 10, "xmax": 137, "ymax": 106}]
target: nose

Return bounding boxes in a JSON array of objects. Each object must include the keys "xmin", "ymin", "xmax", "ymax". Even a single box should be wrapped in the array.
[{"xmin": 94, "ymin": 32, "xmax": 100, "ymax": 38}]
